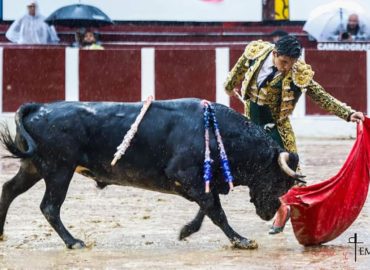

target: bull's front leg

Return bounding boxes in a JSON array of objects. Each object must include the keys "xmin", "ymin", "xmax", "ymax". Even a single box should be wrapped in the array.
[{"xmin": 194, "ymin": 189, "xmax": 258, "ymax": 249}]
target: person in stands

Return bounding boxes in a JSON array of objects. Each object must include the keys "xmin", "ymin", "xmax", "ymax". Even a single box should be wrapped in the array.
[
  {"xmin": 270, "ymin": 29, "xmax": 288, "ymax": 43},
  {"xmin": 82, "ymin": 30, "xmax": 104, "ymax": 50},
  {"xmin": 328, "ymin": 13, "xmax": 368, "ymax": 42},
  {"xmin": 6, "ymin": 1, "xmax": 59, "ymax": 44}
]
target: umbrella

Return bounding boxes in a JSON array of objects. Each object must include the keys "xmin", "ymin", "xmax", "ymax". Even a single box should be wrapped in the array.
[
  {"xmin": 303, "ymin": 0, "xmax": 370, "ymax": 42},
  {"xmin": 45, "ymin": 4, "xmax": 113, "ymax": 28}
]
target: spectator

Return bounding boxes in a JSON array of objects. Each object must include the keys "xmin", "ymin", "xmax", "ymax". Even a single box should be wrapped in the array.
[
  {"xmin": 82, "ymin": 30, "xmax": 104, "ymax": 50},
  {"xmin": 328, "ymin": 13, "xmax": 368, "ymax": 42},
  {"xmin": 269, "ymin": 29, "xmax": 288, "ymax": 43},
  {"xmin": 5, "ymin": 1, "xmax": 59, "ymax": 44}
]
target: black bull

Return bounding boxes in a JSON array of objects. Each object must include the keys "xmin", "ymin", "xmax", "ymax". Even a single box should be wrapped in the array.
[{"xmin": 0, "ymin": 98, "xmax": 301, "ymax": 249}]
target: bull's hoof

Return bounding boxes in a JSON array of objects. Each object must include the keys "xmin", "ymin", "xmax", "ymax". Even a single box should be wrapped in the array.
[
  {"xmin": 67, "ymin": 239, "xmax": 86, "ymax": 249},
  {"xmin": 179, "ymin": 225, "xmax": 192, "ymax": 240},
  {"xmin": 232, "ymin": 238, "xmax": 258, "ymax": 250}
]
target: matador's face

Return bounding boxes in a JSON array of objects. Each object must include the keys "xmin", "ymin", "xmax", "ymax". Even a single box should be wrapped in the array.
[{"xmin": 272, "ymin": 51, "xmax": 297, "ymax": 75}]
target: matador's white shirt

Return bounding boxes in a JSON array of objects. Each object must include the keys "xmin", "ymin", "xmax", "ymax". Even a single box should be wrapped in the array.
[{"xmin": 256, "ymin": 51, "xmax": 281, "ymax": 88}]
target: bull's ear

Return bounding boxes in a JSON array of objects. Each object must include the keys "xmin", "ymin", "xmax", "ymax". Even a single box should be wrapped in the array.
[
  {"xmin": 288, "ymin": 153, "xmax": 306, "ymax": 180},
  {"xmin": 287, "ymin": 152, "xmax": 299, "ymax": 171}
]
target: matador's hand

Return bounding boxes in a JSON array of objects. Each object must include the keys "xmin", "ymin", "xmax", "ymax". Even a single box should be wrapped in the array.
[
  {"xmin": 350, "ymin": 111, "xmax": 365, "ymax": 123},
  {"xmin": 225, "ymin": 88, "xmax": 238, "ymax": 97}
]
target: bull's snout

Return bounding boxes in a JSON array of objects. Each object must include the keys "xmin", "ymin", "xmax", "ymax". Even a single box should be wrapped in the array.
[
  {"xmin": 254, "ymin": 198, "xmax": 281, "ymax": 221},
  {"xmin": 256, "ymin": 209, "xmax": 275, "ymax": 221}
]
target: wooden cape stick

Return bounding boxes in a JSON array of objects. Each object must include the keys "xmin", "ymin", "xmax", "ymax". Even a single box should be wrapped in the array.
[{"xmin": 233, "ymin": 89, "xmax": 244, "ymax": 104}]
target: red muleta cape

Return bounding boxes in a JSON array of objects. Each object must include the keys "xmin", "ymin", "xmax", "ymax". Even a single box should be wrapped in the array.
[{"xmin": 282, "ymin": 117, "xmax": 370, "ymax": 246}]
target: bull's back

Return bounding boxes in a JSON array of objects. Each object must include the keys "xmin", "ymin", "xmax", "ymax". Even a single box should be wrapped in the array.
[{"xmin": 21, "ymin": 99, "xmax": 210, "ymax": 190}]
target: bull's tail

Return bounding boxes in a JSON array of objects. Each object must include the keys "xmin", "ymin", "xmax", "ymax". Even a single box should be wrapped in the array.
[{"xmin": 0, "ymin": 103, "xmax": 40, "ymax": 159}]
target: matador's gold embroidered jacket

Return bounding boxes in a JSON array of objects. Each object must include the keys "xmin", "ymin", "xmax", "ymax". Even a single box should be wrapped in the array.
[{"xmin": 224, "ymin": 40, "xmax": 355, "ymax": 153}]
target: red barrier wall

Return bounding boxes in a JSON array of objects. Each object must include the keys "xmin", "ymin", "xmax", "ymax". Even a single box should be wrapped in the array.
[
  {"xmin": 3, "ymin": 48, "xmax": 65, "ymax": 112},
  {"xmin": 305, "ymin": 50, "xmax": 367, "ymax": 115},
  {"xmin": 155, "ymin": 49, "xmax": 216, "ymax": 100},
  {"xmin": 79, "ymin": 49, "xmax": 141, "ymax": 102},
  {"xmin": 1, "ymin": 46, "xmax": 368, "ymax": 117}
]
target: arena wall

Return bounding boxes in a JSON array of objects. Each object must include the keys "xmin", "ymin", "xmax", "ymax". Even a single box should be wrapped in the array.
[{"xmin": 0, "ymin": 45, "xmax": 366, "ymax": 138}]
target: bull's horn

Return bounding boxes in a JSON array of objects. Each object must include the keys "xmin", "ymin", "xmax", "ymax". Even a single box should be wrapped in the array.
[{"xmin": 278, "ymin": 152, "xmax": 306, "ymax": 179}]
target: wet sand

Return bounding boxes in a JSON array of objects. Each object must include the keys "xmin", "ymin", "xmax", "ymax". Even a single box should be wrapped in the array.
[{"xmin": 0, "ymin": 139, "xmax": 369, "ymax": 269}]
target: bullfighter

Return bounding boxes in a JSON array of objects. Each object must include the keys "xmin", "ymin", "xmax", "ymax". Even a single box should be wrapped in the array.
[{"xmin": 224, "ymin": 35, "xmax": 364, "ymax": 234}]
